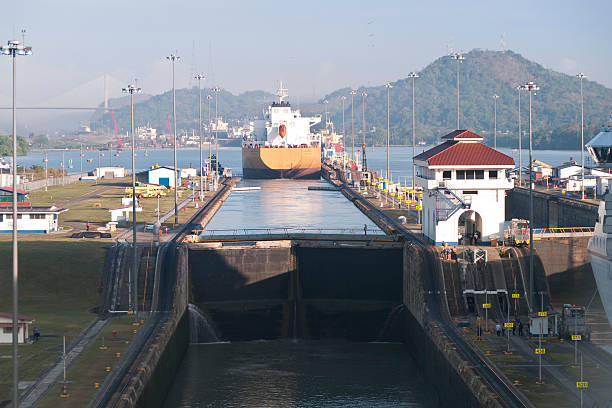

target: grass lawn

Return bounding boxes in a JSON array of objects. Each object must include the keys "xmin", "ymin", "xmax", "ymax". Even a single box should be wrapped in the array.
[
  {"xmin": 37, "ymin": 316, "xmax": 141, "ymax": 408},
  {"xmin": 0, "ymin": 240, "xmax": 108, "ymax": 402}
]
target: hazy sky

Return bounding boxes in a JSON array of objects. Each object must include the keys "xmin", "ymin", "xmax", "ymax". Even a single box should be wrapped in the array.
[{"xmin": 1, "ymin": 0, "xmax": 611, "ymax": 106}]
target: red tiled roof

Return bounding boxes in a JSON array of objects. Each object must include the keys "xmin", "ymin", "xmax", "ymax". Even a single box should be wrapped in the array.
[
  {"xmin": 0, "ymin": 187, "xmax": 29, "ymax": 195},
  {"xmin": 0, "ymin": 312, "xmax": 35, "ymax": 321},
  {"xmin": 415, "ymin": 141, "xmax": 514, "ymax": 166},
  {"xmin": 441, "ymin": 129, "xmax": 484, "ymax": 140}
]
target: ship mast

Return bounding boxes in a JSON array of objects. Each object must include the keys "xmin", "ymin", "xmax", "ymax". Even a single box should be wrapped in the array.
[{"xmin": 276, "ymin": 80, "xmax": 288, "ymax": 103}]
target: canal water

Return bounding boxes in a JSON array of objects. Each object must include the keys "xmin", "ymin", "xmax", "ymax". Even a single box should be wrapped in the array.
[{"xmin": 163, "ymin": 340, "xmax": 436, "ymax": 408}]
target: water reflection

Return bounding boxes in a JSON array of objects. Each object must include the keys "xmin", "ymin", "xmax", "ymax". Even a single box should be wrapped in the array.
[{"xmin": 164, "ymin": 340, "xmax": 434, "ymax": 408}]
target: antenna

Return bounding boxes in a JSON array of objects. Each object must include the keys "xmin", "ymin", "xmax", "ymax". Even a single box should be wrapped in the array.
[
  {"xmin": 276, "ymin": 80, "xmax": 288, "ymax": 102},
  {"xmin": 500, "ymin": 33, "xmax": 506, "ymax": 52},
  {"xmin": 21, "ymin": 29, "xmax": 26, "ymax": 46}
]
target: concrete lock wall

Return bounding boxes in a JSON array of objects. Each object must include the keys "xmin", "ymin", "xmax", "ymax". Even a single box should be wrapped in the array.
[
  {"xmin": 506, "ymin": 188, "xmax": 598, "ymax": 228},
  {"xmin": 187, "ymin": 243, "xmax": 404, "ymax": 341}
]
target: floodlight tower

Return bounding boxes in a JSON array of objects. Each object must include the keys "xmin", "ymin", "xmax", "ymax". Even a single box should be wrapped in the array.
[
  {"xmin": 350, "ymin": 90, "xmax": 357, "ymax": 160},
  {"xmin": 449, "ymin": 52, "xmax": 465, "ymax": 129},
  {"xmin": 212, "ymin": 87, "xmax": 221, "ymax": 188},
  {"xmin": 122, "ymin": 83, "xmax": 141, "ymax": 318},
  {"xmin": 519, "ymin": 80, "xmax": 540, "ymax": 310},
  {"xmin": 340, "ymin": 95, "xmax": 347, "ymax": 166},
  {"xmin": 384, "ymin": 83, "xmax": 393, "ymax": 179},
  {"xmin": 408, "ymin": 72, "xmax": 419, "ymax": 196},
  {"xmin": 577, "ymin": 73, "xmax": 587, "ymax": 199},
  {"xmin": 206, "ymin": 94, "xmax": 212, "ymax": 191},
  {"xmin": 516, "ymin": 86, "xmax": 522, "ymax": 186},
  {"xmin": 0, "ymin": 38, "xmax": 32, "ymax": 408},
  {"xmin": 361, "ymin": 91, "xmax": 368, "ymax": 171},
  {"xmin": 166, "ymin": 53, "xmax": 180, "ymax": 225},
  {"xmin": 195, "ymin": 73, "xmax": 206, "ymax": 200},
  {"xmin": 493, "ymin": 94, "xmax": 499, "ymax": 149}
]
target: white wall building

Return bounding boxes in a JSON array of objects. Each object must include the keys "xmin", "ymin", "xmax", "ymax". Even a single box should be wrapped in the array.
[
  {"xmin": 93, "ymin": 167, "xmax": 125, "ymax": 179},
  {"xmin": 552, "ymin": 161, "xmax": 581, "ymax": 179},
  {"xmin": 414, "ymin": 130, "xmax": 515, "ymax": 245},
  {"xmin": 0, "ymin": 172, "xmax": 20, "ymax": 188},
  {"xmin": 0, "ymin": 205, "xmax": 66, "ymax": 233},
  {"xmin": 136, "ymin": 166, "xmax": 181, "ymax": 187},
  {"xmin": 0, "ymin": 312, "xmax": 34, "ymax": 344}
]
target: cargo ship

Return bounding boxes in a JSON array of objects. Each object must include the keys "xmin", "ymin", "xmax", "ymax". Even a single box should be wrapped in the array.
[
  {"xmin": 242, "ymin": 82, "xmax": 322, "ymax": 179},
  {"xmin": 587, "ymin": 125, "xmax": 612, "ymax": 329}
]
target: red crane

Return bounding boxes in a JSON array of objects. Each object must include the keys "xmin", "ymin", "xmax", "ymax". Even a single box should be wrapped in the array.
[{"xmin": 109, "ymin": 108, "xmax": 123, "ymax": 149}]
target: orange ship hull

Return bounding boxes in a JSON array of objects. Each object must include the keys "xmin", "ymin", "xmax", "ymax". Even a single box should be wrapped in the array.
[{"xmin": 242, "ymin": 146, "xmax": 321, "ymax": 179}]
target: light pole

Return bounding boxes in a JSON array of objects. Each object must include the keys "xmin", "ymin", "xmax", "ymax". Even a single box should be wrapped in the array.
[
  {"xmin": 493, "ymin": 94, "xmax": 499, "ymax": 149},
  {"xmin": 449, "ymin": 52, "xmax": 465, "ymax": 129},
  {"xmin": 577, "ymin": 73, "xmax": 587, "ymax": 199},
  {"xmin": 1, "ymin": 38, "xmax": 32, "ymax": 408},
  {"xmin": 340, "ymin": 95, "xmax": 347, "ymax": 167},
  {"xmin": 44, "ymin": 150, "xmax": 48, "ymax": 191},
  {"xmin": 206, "ymin": 94, "xmax": 212, "ymax": 191},
  {"xmin": 195, "ymin": 73, "xmax": 206, "ymax": 200},
  {"xmin": 385, "ymin": 83, "xmax": 392, "ymax": 180},
  {"xmin": 122, "ymin": 83, "xmax": 141, "ymax": 318},
  {"xmin": 323, "ymin": 99, "xmax": 329, "ymax": 132},
  {"xmin": 361, "ymin": 91, "xmax": 368, "ymax": 171},
  {"xmin": 408, "ymin": 72, "xmax": 419, "ymax": 202},
  {"xmin": 212, "ymin": 87, "xmax": 221, "ymax": 188},
  {"xmin": 350, "ymin": 90, "xmax": 356, "ymax": 161},
  {"xmin": 516, "ymin": 86, "xmax": 522, "ymax": 187},
  {"xmin": 520, "ymin": 81, "xmax": 540, "ymax": 310},
  {"xmin": 166, "ymin": 53, "xmax": 180, "ymax": 225}
]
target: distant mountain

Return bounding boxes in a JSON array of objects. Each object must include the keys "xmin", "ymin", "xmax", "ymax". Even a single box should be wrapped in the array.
[
  {"xmin": 322, "ymin": 49, "xmax": 612, "ymax": 149},
  {"xmin": 88, "ymin": 49, "xmax": 612, "ymax": 150},
  {"xmin": 90, "ymin": 88, "xmax": 275, "ymax": 134}
]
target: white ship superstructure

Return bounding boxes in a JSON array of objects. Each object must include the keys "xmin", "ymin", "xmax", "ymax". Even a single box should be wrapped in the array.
[{"xmin": 587, "ymin": 125, "xmax": 612, "ymax": 328}]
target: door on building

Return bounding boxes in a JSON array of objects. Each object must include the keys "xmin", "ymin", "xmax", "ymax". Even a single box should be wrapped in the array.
[
  {"xmin": 159, "ymin": 177, "xmax": 170, "ymax": 187},
  {"xmin": 458, "ymin": 210, "xmax": 482, "ymax": 245}
]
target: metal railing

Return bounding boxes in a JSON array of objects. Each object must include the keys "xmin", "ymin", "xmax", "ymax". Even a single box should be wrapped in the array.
[
  {"xmin": 193, "ymin": 227, "xmax": 387, "ymax": 240},
  {"xmin": 504, "ymin": 226, "xmax": 595, "ymax": 240}
]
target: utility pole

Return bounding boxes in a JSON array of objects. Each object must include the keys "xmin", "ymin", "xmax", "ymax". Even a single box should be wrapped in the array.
[
  {"xmin": 166, "ymin": 52, "xmax": 180, "ymax": 225},
  {"xmin": 516, "ymin": 86, "xmax": 522, "ymax": 187},
  {"xmin": 350, "ymin": 90, "xmax": 356, "ymax": 161},
  {"xmin": 44, "ymin": 150, "xmax": 48, "ymax": 191},
  {"xmin": 195, "ymin": 73, "xmax": 206, "ymax": 200},
  {"xmin": 361, "ymin": 91, "xmax": 368, "ymax": 171},
  {"xmin": 206, "ymin": 94, "xmax": 212, "ymax": 191},
  {"xmin": 385, "ymin": 83, "xmax": 392, "ymax": 180},
  {"xmin": 122, "ymin": 83, "xmax": 141, "ymax": 319},
  {"xmin": 493, "ymin": 94, "xmax": 499, "ymax": 149},
  {"xmin": 213, "ymin": 87, "xmax": 221, "ymax": 189},
  {"xmin": 577, "ymin": 73, "xmax": 587, "ymax": 200},
  {"xmin": 1, "ymin": 37, "xmax": 32, "ymax": 408},
  {"xmin": 408, "ymin": 72, "xmax": 419, "ymax": 196},
  {"xmin": 340, "ymin": 95, "xmax": 347, "ymax": 168},
  {"xmin": 520, "ymin": 81, "xmax": 539, "ymax": 311},
  {"xmin": 449, "ymin": 52, "xmax": 465, "ymax": 129}
]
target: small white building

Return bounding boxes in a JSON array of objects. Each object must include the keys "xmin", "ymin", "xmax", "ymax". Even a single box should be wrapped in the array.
[
  {"xmin": 0, "ymin": 205, "xmax": 67, "ymax": 234},
  {"xmin": 0, "ymin": 312, "xmax": 34, "ymax": 344},
  {"xmin": 552, "ymin": 161, "xmax": 581, "ymax": 179},
  {"xmin": 109, "ymin": 206, "xmax": 143, "ymax": 225},
  {"xmin": 414, "ymin": 129, "xmax": 515, "ymax": 245},
  {"xmin": 92, "ymin": 167, "xmax": 125, "ymax": 179},
  {"xmin": 180, "ymin": 168, "xmax": 198, "ymax": 179},
  {"xmin": 0, "ymin": 171, "xmax": 20, "ymax": 188},
  {"xmin": 137, "ymin": 165, "xmax": 181, "ymax": 187}
]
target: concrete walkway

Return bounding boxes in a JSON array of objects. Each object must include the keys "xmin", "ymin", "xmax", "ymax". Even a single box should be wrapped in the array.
[{"xmin": 18, "ymin": 318, "xmax": 109, "ymax": 407}]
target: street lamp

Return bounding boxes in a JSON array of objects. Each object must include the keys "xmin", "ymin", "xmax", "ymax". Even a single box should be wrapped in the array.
[
  {"xmin": 194, "ymin": 73, "xmax": 206, "ymax": 200},
  {"xmin": 385, "ymin": 83, "xmax": 392, "ymax": 179},
  {"xmin": 323, "ymin": 99, "xmax": 329, "ymax": 132},
  {"xmin": 1, "ymin": 38, "xmax": 32, "ymax": 408},
  {"xmin": 493, "ymin": 94, "xmax": 499, "ymax": 149},
  {"xmin": 206, "ymin": 94, "xmax": 212, "ymax": 191},
  {"xmin": 449, "ymin": 52, "xmax": 465, "ymax": 129},
  {"xmin": 408, "ymin": 72, "xmax": 419, "ymax": 199},
  {"xmin": 361, "ymin": 91, "xmax": 368, "ymax": 171},
  {"xmin": 577, "ymin": 72, "xmax": 587, "ymax": 200},
  {"xmin": 516, "ymin": 86, "xmax": 522, "ymax": 187},
  {"xmin": 166, "ymin": 53, "xmax": 180, "ymax": 225},
  {"xmin": 340, "ymin": 95, "xmax": 347, "ymax": 167},
  {"xmin": 212, "ymin": 87, "xmax": 221, "ymax": 189},
  {"xmin": 519, "ymin": 80, "xmax": 540, "ymax": 311},
  {"xmin": 350, "ymin": 90, "xmax": 357, "ymax": 161},
  {"xmin": 122, "ymin": 83, "xmax": 141, "ymax": 318}
]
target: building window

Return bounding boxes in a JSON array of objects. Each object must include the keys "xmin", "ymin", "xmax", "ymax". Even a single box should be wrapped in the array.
[
  {"xmin": 3, "ymin": 327, "xmax": 12, "ymax": 334},
  {"xmin": 489, "ymin": 170, "xmax": 498, "ymax": 179},
  {"xmin": 456, "ymin": 170, "xmax": 465, "ymax": 180},
  {"xmin": 5, "ymin": 214, "xmax": 22, "ymax": 219},
  {"xmin": 463, "ymin": 191, "xmax": 478, "ymax": 195},
  {"xmin": 0, "ymin": 214, "xmax": 3, "ymax": 222},
  {"xmin": 475, "ymin": 170, "xmax": 484, "ymax": 179},
  {"xmin": 442, "ymin": 171, "xmax": 451, "ymax": 180},
  {"xmin": 465, "ymin": 170, "xmax": 475, "ymax": 180},
  {"xmin": 30, "ymin": 214, "xmax": 45, "ymax": 219}
]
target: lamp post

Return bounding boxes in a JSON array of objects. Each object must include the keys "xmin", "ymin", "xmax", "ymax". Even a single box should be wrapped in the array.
[
  {"xmin": 44, "ymin": 150, "xmax": 48, "ymax": 191},
  {"xmin": 361, "ymin": 91, "xmax": 368, "ymax": 171},
  {"xmin": 323, "ymin": 99, "xmax": 329, "ymax": 132},
  {"xmin": 385, "ymin": 83, "xmax": 392, "ymax": 180},
  {"xmin": 408, "ymin": 72, "xmax": 419, "ymax": 205},
  {"xmin": 520, "ymin": 81, "xmax": 540, "ymax": 310},
  {"xmin": 212, "ymin": 87, "xmax": 221, "ymax": 189},
  {"xmin": 206, "ymin": 94, "xmax": 212, "ymax": 191},
  {"xmin": 516, "ymin": 86, "xmax": 522, "ymax": 187},
  {"xmin": 449, "ymin": 52, "xmax": 465, "ymax": 129},
  {"xmin": 166, "ymin": 53, "xmax": 180, "ymax": 225},
  {"xmin": 350, "ymin": 90, "xmax": 357, "ymax": 161},
  {"xmin": 493, "ymin": 94, "xmax": 499, "ymax": 149},
  {"xmin": 1, "ymin": 38, "xmax": 32, "ymax": 408},
  {"xmin": 340, "ymin": 95, "xmax": 347, "ymax": 167},
  {"xmin": 195, "ymin": 73, "xmax": 206, "ymax": 200},
  {"xmin": 122, "ymin": 83, "xmax": 141, "ymax": 318},
  {"xmin": 577, "ymin": 73, "xmax": 587, "ymax": 199}
]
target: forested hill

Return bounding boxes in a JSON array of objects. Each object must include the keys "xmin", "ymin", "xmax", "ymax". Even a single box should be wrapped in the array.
[{"xmin": 322, "ymin": 49, "xmax": 612, "ymax": 149}]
